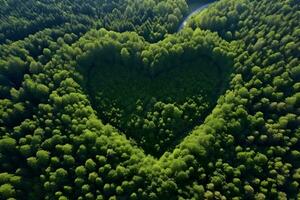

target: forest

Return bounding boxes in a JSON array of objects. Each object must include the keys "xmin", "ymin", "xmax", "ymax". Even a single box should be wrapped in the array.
[{"xmin": 0, "ymin": 0, "xmax": 299, "ymax": 199}]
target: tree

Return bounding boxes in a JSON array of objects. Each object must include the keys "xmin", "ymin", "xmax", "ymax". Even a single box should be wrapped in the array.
[
  {"xmin": 85, "ymin": 159, "xmax": 96, "ymax": 172},
  {"xmin": 36, "ymin": 150, "xmax": 50, "ymax": 166},
  {"xmin": 0, "ymin": 183, "xmax": 15, "ymax": 199},
  {"xmin": 75, "ymin": 166, "xmax": 87, "ymax": 177},
  {"xmin": 0, "ymin": 138, "xmax": 16, "ymax": 152},
  {"xmin": 121, "ymin": 48, "xmax": 130, "ymax": 64}
]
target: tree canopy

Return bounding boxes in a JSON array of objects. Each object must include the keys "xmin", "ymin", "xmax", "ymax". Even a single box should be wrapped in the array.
[{"xmin": 0, "ymin": 0, "xmax": 299, "ymax": 199}]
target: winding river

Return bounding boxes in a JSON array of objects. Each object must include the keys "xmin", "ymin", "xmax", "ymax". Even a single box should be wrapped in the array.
[{"xmin": 177, "ymin": 2, "xmax": 214, "ymax": 31}]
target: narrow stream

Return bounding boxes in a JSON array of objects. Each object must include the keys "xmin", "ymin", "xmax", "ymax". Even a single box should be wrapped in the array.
[{"xmin": 177, "ymin": 2, "xmax": 213, "ymax": 31}]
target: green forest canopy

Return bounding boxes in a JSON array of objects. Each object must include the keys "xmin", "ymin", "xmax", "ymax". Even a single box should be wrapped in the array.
[
  {"xmin": 76, "ymin": 29, "xmax": 233, "ymax": 155},
  {"xmin": 0, "ymin": 0, "xmax": 299, "ymax": 199}
]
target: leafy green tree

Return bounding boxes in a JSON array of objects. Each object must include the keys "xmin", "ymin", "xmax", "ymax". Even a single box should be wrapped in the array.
[{"xmin": 0, "ymin": 183, "xmax": 15, "ymax": 199}]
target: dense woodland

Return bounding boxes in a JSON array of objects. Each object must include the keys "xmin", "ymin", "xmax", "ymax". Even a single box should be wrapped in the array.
[{"xmin": 0, "ymin": 0, "xmax": 299, "ymax": 199}]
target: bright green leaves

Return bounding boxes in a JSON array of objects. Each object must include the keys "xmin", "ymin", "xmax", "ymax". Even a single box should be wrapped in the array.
[
  {"xmin": 0, "ymin": 183, "xmax": 15, "ymax": 199},
  {"xmin": 27, "ymin": 150, "xmax": 50, "ymax": 169},
  {"xmin": 0, "ymin": 137, "xmax": 16, "ymax": 152}
]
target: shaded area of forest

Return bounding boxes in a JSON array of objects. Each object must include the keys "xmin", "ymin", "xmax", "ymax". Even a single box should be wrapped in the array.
[{"xmin": 81, "ymin": 41, "xmax": 231, "ymax": 155}]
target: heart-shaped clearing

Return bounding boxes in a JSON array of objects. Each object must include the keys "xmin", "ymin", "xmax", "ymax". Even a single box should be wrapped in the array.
[{"xmin": 77, "ymin": 29, "xmax": 232, "ymax": 156}]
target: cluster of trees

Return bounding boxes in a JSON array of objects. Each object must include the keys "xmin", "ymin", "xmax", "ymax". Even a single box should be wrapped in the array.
[
  {"xmin": 182, "ymin": 0, "xmax": 300, "ymax": 198},
  {"xmin": 0, "ymin": 0, "xmax": 299, "ymax": 199},
  {"xmin": 0, "ymin": 0, "xmax": 188, "ymax": 44},
  {"xmin": 75, "ymin": 28, "xmax": 232, "ymax": 155}
]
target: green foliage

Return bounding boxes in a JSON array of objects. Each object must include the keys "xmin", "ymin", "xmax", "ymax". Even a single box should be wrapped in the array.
[
  {"xmin": 0, "ymin": 0, "xmax": 188, "ymax": 44},
  {"xmin": 78, "ymin": 29, "xmax": 232, "ymax": 155},
  {"xmin": 0, "ymin": 183, "xmax": 15, "ymax": 199},
  {"xmin": 0, "ymin": 0, "xmax": 299, "ymax": 199}
]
